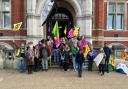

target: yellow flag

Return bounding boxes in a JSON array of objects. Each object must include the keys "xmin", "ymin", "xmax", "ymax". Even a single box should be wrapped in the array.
[
  {"xmin": 16, "ymin": 49, "xmax": 20, "ymax": 57},
  {"xmin": 84, "ymin": 45, "xmax": 91, "ymax": 57},
  {"xmin": 64, "ymin": 25, "xmax": 67, "ymax": 35},
  {"xmin": 13, "ymin": 22, "xmax": 23, "ymax": 31},
  {"xmin": 74, "ymin": 26, "xmax": 79, "ymax": 37}
]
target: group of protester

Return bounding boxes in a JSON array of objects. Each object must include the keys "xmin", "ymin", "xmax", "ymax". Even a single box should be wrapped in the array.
[{"xmin": 17, "ymin": 35, "xmax": 113, "ymax": 77}]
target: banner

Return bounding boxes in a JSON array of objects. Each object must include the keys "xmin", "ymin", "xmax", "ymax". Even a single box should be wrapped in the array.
[
  {"xmin": 13, "ymin": 22, "xmax": 22, "ymax": 31},
  {"xmin": 94, "ymin": 53, "xmax": 104, "ymax": 67},
  {"xmin": 41, "ymin": 0, "xmax": 54, "ymax": 25}
]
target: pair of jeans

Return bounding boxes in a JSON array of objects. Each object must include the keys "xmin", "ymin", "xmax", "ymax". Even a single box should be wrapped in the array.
[
  {"xmin": 77, "ymin": 63, "xmax": 83, "ymax": 77},
  {"xmin": 72, "ymin": 56, "xmax": 77, "ymax": 70},
  {"xmin": 53, "ymin": 49, "xmax": 59, "ymax": 64},
  {"xmin": 42, "ymin": 59, "xmax": 48, "ymax": 70}
]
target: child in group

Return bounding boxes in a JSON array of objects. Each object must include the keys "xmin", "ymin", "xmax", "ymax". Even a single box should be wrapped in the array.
[{"xmin": 76, "ymin": 49, "xmax": 85, "ymax": 77}]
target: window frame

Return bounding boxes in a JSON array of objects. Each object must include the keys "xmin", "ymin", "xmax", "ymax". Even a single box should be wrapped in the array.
[
  {"xmin": 107, "ymin": 2, "xmax": 126, "ymax": 31},
  {"xmin": 0, "ymin": 0, "xmax": 11, "ymax": 29}
]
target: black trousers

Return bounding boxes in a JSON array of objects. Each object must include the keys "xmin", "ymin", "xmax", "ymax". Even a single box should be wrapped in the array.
[
  {"xmin": 99, "ymin": 64, "xmax": 105, "ymax": 75},
  {"xmin": 105, "ymin": 56, "xmax": 110, "ymax": 72},
  {"xmin": 63, "ymin": 62, "xmax": 69, "ymax": 71},
  {"xmin": 28, "ymin": 65, "xmax": 33, "ymax": 74},
  {"xmin": 88, "ymin": 60, "xmax": 93, "ymax": 71},
  {"xmin": 34, "ymin": 57, "xmax": 40, "ymax": 71}
]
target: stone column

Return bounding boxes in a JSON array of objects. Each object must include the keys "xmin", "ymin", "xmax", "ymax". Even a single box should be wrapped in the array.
[
  {"xmin": 27, "ymin": 0, "xmax": 44, "ymax": 44},
  {"xmin": 93, "ymin": 0, "xmax": 104, "ymax": 47},
  {"xmin": 77, "ymin": 0, "xmax": 92, "ymax": 44}
]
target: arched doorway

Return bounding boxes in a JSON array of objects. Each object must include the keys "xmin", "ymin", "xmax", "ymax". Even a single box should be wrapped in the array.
[{"xmin": 46, "ymin": 0, "xmax": 76, "ymax": 38}]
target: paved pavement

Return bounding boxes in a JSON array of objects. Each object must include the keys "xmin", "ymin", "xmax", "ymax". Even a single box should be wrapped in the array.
[{"xmin": 0, "ymin": 69, "xmax": 128, "ymax": 89}]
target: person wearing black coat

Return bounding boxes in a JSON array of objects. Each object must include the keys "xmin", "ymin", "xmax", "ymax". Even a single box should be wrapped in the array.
[
  {"xmin": 103, "ymin": 43, "xmax": 111, "ymax": 73},
  {"xmin": 76, "ymin": 49, "xmax": 85, "ymax": 77}
]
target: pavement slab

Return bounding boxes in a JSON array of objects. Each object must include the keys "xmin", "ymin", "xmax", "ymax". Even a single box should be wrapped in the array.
[{"xmin": 0, "ymin": 69, "xmax": 128, "ymax": 89}]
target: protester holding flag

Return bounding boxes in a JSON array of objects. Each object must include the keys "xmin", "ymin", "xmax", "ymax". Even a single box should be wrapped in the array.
[
  {"xmin": 52, "ymin": 21, "xmax": 60, "ymax": 64},
  {"xmin": 53, "ymin": 37, "xmax": 59, "ymax": 64}
]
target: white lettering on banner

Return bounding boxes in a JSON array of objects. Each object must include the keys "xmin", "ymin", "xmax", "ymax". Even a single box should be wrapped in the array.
[{"xmin": 41, "ymin": 0, "xmax": 54, "ymax": 25}]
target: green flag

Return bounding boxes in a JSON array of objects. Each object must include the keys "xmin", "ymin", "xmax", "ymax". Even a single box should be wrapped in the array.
[{"xmin": 53, "ymin": 21, "xmax": 59, "ymax": 38}]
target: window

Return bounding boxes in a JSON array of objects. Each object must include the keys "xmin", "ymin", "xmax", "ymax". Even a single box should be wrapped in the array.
[
  {"xmin": 0, "ymin": 0, "xmax": 11, "ymax": 29},
  {"xmin": 107, "ymin": 3, "xmax": 125, "ymax": 30}
]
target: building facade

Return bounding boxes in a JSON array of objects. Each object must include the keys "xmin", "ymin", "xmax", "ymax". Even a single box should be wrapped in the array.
[{"xmin": 0, "ymin": 0, "xmax": 128, "ymax": 59}]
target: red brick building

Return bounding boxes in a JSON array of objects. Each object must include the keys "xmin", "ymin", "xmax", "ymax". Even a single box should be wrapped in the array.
[
  {"xmin": 0, "ymin": 0, "xmax": 26, "ymax": 49},
  {"xmin": 93, "ymin": 0, "xmax": 128, "ymax": 59},
  {"xmin": 93, "ymin": 0, "xmax": 128, "ymax": 46},
  {"xmin": 0, "ymin": 0, "xmax": 128, "ymax": 59}
]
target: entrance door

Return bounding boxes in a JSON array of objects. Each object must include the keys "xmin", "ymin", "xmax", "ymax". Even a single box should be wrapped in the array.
[{"xmin": 46, "ymin": 7, "xmax": 73, "ymax": 38}]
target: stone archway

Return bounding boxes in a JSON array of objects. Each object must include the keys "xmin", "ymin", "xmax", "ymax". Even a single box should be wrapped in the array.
[
  {"xmin": 46, "ymin": 0, "xmax": 77, "ymax": 37},
  {"xmin": 36, "ymin": 0, "xmax": 82, "ymax": 39},
  {"xmin": 27, "ymin": 0, "xmax": 92, "ymax": 44},
  {"xmin": 37, "ymin": 0, "xmax": 82, "ymax": 16}
]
